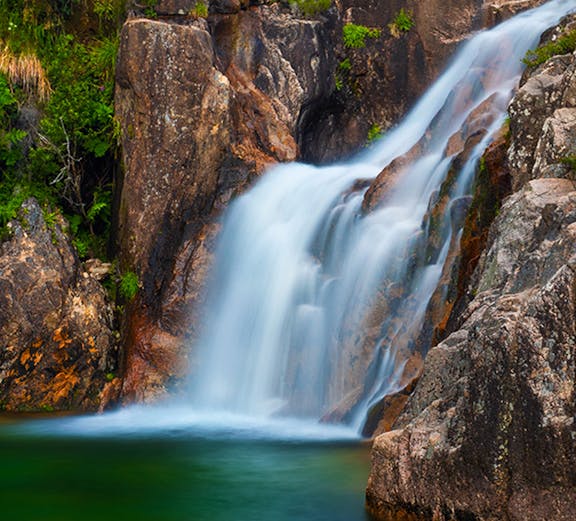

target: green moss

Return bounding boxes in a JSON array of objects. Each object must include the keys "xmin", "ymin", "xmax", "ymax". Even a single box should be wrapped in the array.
[
  {"xmin": 290, "ymin": 0, "xmax": 331, "ymax": 17},
  {"xmin": 367, "ymin": 123, "xmax": 383, "ymax": 144},
  {"xmin": 523, "ymin": 28, "xmax": 576, "ymax": 67},
  {"xmin": 343, "ymin": 23, "xmax": 381, "ymax": 49}
]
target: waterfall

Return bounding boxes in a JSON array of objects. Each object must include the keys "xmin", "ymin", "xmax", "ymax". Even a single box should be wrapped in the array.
[{"xmin": 189, "ymin": 0, "xmax": 575, "ymax": 434}]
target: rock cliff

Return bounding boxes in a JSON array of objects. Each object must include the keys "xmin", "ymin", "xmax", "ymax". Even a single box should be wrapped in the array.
[
  {"xmin": 0, "ymin": 0, "xmax": 553, "ymax": 417},
  {"xmin": 366, "ymin": 18, "xmax": 576, "ymax": 521}
]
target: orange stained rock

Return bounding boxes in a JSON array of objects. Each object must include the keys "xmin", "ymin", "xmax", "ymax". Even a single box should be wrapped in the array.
[{"xmin": 53, "ymin": 327, "xmax": 73, "ymax": 349}]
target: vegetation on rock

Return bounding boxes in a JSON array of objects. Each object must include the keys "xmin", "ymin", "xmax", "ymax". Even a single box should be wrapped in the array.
[
  {"xmin": 366, "ymin": 123, "xmax": 383, "ymax": 144},
  {"xmin": 118, "ymin": 270, "xmax": 140, "ymax": 301},
  {"xmin": 190, "ymin": 1, "xmax": 208, "ymax": 18},
  {"xmin": 343, "ymin": 23, "xmax": 381, "ymax": 49},
  {"xmin": 523, "ymin": 27, "xmax": 576, "ymax": 67},
  {"xmin": 289, "ymin": 0, "xmax": 331, "ymax": 17},
  {"xmin": 334, "ymin": 57, "xmax": 351, "ymax": 91},
  {"xmin": 0, "ymin": 0, "xmax": 124, "ymax": 260},
  {"xmin": 388, "ymin": 8, "xmax": 414, "ymax": 38}
]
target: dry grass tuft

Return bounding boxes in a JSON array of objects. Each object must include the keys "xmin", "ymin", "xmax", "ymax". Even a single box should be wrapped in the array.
[{"xmin": 0, "ymin": 46, "xmax": 51, "ymax": 102}]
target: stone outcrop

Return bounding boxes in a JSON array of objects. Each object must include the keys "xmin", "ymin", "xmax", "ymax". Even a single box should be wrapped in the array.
[
  {"xmin": 508, "ymin": 19, "xmax": 576, "ymax": 190},
  {"xmin": 115, "ymin": 17, "xmax": 229, "ymax": 402},
  {"xmin": 0, "ymin": 199, "xmax": 118, "ymax": 412},
  {"xmin": 366, "ymin": 20, "xmax": 576, "ymax": 521}
]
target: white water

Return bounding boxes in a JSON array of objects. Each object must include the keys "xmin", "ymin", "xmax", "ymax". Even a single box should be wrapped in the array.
[
  {"xmin": 12, "ymin": 0, "xmax": 573, "ymax": 442},
  {"xmin": 187, "ymin": 0, "xmax": 575, "ymax": 435}
]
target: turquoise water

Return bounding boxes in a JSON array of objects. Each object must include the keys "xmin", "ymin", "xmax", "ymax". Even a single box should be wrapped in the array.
[{"xmin": 0, "ymin": 417, "xmax": 371, "ymax": 521}]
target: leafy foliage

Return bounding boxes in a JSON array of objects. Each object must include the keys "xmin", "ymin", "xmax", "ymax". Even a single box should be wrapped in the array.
[
  {"xmin": 334, "ymin": 58, "xmax": 352, "ymax": 91},
  {"xmin": 119, "ymin": 270, "xmax": 140, "ymax": 301},
  {"xmin": 0, "ymin": 0, "xmax": 124, "ymax": 259},
  {"xmin": 93, "ymin": 0, "xmax": 125, "ymax": 26},
  {"xmin": 343, "ymin": 24, "xmax": 381, "ymax": 49},
  {"xmin": 523, "ymin": 28, "xmax": 576, "ymax": 67},
  {"xmin": 367, "ymin": 123, "xmax": 383, "ymax": 144},
  {"xmin": 388, "ymin": 8, "xmax": 414, "ymax": 38}
]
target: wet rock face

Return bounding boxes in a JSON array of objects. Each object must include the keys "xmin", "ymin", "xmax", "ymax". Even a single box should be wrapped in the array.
[
  {"xmin": 0, "ymin": 199, "xmax": 118, "ymax": 412},
  {"xmin": 116, "ymin": 18, "xmax": 230, "ymax": 282},
  {"xmin": 116, "ymin": 18, "xmax": 232, "ymax": 401},
  {"xmin": 366, "ymin": 21, "xmax": 576, "ymax": 521}
]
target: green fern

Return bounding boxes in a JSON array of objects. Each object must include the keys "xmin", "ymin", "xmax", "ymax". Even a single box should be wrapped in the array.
[
  {"xmin": 389, "ymin": 8, "xmax": 414, "ymax": 37},
  {"xmin": 119, "ymin": 271, "xmax": 140, "ymax": 300},
  {"xmin": 343, "ymin": 24, "xmax": 382, "ymax": 49}
]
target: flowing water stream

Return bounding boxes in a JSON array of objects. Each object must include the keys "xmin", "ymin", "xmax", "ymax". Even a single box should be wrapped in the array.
[{"xmin": 1, "ymin": 2, "xmax": 575, "ymax": 519}]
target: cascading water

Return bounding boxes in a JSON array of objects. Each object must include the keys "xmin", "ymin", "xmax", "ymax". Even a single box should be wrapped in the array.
[{"xmin": 188, "ymin": 0, "xmax": 574, "ymax": 435}]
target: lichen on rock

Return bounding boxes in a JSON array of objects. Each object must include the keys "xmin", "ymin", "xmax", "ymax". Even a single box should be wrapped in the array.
[{"xmin": 0, "ymin": 198, "xmax": 119, "ymax": 412}]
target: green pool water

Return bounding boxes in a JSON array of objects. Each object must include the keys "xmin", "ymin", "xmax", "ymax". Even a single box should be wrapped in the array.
[{"xmin": 0, "ymin": 417, "xmax": 372, "ymax": 521}]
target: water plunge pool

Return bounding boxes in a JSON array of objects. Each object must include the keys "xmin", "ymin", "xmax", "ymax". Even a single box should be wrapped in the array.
[{"xmin": 0, "ymin": 416, "xmax": 371, "ymax": 521}]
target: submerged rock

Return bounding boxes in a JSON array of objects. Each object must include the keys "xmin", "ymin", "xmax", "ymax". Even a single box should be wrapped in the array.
[{"xmin": 0, "ymin": 199, "xmax": 118, "ymax": 412}]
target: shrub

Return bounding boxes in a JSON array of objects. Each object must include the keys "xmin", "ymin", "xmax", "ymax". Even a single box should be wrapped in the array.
[
  {"xmin": 343, "ymin": 23, "xmax": 381, "ymax": 49},
  {"xmin": 0, "ymin": 1, "xmax": 123, "ymax": 259}
]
